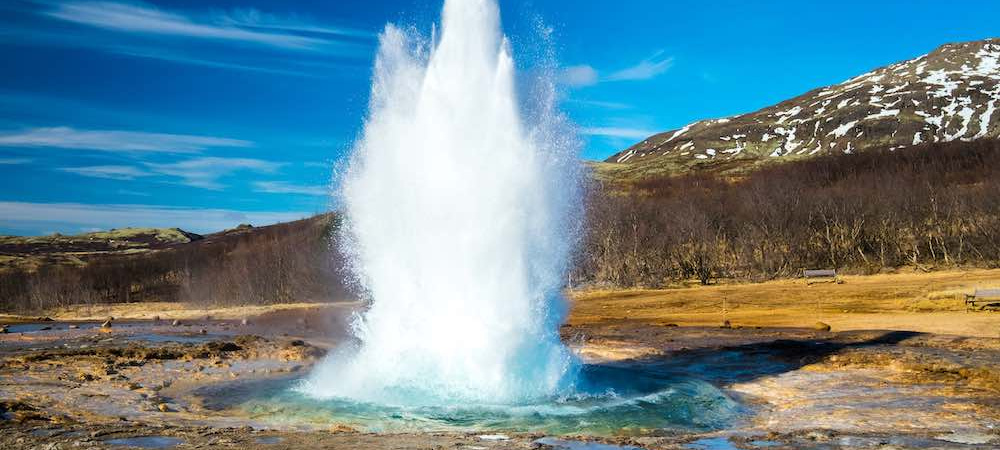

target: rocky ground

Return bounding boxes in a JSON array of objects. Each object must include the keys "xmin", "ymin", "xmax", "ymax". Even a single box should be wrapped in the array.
[{"xmin": 1, "ymin": 297, "xmax": 999, "ymax": 449}]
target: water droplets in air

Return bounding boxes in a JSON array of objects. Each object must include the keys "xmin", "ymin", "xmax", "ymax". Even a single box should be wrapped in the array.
[{"xmin": 302, "ymin": 0, "xmax": 583, "ymax": 406}]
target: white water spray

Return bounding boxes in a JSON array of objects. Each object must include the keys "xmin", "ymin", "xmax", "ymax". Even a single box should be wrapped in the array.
[{"xmin": 304, "ymin": 0, "xmax": 582, "ymax": 406}]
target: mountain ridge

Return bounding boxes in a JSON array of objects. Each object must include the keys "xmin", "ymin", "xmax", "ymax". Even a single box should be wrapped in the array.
[{"xmin": 603, "ymin": 38, "xmax": 1000, "ymax": 178}]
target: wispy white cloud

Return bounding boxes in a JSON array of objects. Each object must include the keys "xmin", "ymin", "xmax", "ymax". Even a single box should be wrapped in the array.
[
  {"xmin": 214, "ymin": 8, "xmax": 373, "ymax": 39},
  {"xmin": 567, "ymin": 99, "xmax": 631, "ymax": 110},
  {"xmin": 4, "ymin": 2, "xmax": 372, "ymax": 76},
  {"xmin": 562, "ymin": 51, "xmax": 674, "ymax": 88},
  {"xmin": 0, "ymin": 127, "xmax": 252, "ymax": 153},
  {"xmin": 46, "ymin": 1, "xmax": 324, "ymax": 50},
  {"xmin": 57, "ymin": 156, "xmax": 286, "ymax": 190},
  {"xmin": 606, "ymin": 52, "xmax": 674, "ymax": 81},
  {"xmin": 144, "ymin": 157, "xmax": 283, "ymax": 190},
  {"xmin": 580, "ymin": 127, "xmax": 656, "ymax": 140},
  {"xmin": 253, "ymin": 181, "xmax": 328, "ymax": 196},
  {"xmin": 112, "ymin": 46, "xmax": 320, "ymax": 77},
  {"xmin": 58, "ymin": 165, "xmax": 151, "ymax": 180},
  {"xmin": 0, "ymin": 157, "xmax": 32, "ymax": 165},
  {"xmin": 117, "ymin": 189, "xmax": 151, "ymax": 197},
  {"xmin": 0, "ymin": 201, "xmax": 310, "ymax": 234},
  {"xmin": 560, "ymin": 65, "xmax": 599, "ymax": 88}
]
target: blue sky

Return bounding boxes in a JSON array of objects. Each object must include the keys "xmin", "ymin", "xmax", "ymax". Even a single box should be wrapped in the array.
[{"xmin": 1, "ymin": 0, "xmax": 998, "ymax": 235}]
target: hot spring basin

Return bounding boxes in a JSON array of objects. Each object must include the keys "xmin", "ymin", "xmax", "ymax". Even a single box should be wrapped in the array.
[{"xmin": 198, "ymin": 364, "xmax": 743, "ymax": 435}]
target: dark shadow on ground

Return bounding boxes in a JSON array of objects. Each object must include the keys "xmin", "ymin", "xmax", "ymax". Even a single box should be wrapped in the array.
[{"xmin": 593, "ymin": 330, "xmax": 923, "ymax": 388}]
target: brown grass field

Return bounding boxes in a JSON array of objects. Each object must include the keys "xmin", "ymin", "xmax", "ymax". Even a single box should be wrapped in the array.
[
  {"xmin": 568, "ymin": 269, "xmax": 1000, "ymax": 338},
  {"xmin": 3, "ymin": 268, "xmax": 999, "ymax": 338}
]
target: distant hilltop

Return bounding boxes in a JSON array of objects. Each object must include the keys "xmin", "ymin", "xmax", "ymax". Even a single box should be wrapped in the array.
[{"xmin": 603, "ymin": 38, "xmax": 1000, "ymax": 178}]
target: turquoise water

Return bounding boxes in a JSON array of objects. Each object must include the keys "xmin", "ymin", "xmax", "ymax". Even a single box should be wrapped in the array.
[
  {"xmin": 105, "ymin": 436, "xmax": 183, "ymax": 448},
  {"xmin": 210, "ymin": 364, "xmax": 743, "ymax": 435}
]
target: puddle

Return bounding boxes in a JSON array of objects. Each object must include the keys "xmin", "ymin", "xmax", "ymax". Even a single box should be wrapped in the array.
[
  {"xmin": 535, "ymin": 437, "xmax": 644, "ymax": 450},
  {"xmin": 4, "ymin": 322, "xmax": 97, "ymax": 333},
  {"xmin": 748, "ymin": 441, "xmax": 780, "ymax": 448},
  {"xmin": 254, "ymin": 436, "xmax": 284, "ymax": 445},
  {"xmin": 30, "ymin": 428, "xmax": 64, "ymax": 437},
  {"xmin": 478, "ymin": 434, "xmax": 509, "ymax": 441},
  {"xmin": 684, "ymin": 437, "xmax": 737, "ymax": 450},
  {"xmin": 935, "ymin": 431, "xmax": 995, "ymax": 445},
  {"xmin": 127, "ymin": 333, "xmax": 220, "ymax": 344},
  {"xmin": 104, "ymin": 436, "xmax": 184, "ymax": 448}
]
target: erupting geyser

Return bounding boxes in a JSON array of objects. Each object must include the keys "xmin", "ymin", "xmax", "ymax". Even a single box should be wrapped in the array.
[{"xmin": 303, "ymin": 0, "xmax": 583, "ymax": 406}]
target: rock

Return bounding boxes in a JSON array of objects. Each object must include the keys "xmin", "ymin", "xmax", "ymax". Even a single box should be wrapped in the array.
[
  {"xmin": 127, "ymin": 382, "xmax": 142, "ymax": 390},
  {"xmin": 101, "ymin": 319, "xmax": 113, "ymax": 329},
  {"xmin": 329, "ymin": 424, "xmax": 357, "ymax": 433},
  {"xmin": 814, "ymin": 321, "xmax": 832, "ymax": 332},
  {"xmin": 77, "ymin": 372, "xmax": 96, "ymax": 382},
  {"xmin": 663, "ymin": 323, "xmax": 679, "ymax": 327},
  {"xmin": 171, "ymin": 320, "xmax": 181, "ymax": 327},
  {"xmin": 157, "ymin": 403, "xmax": 170, "ymax": 412},
  {"xmin": 68, "ymin": 324, "xmax": 79, "ymax": 329},
  {"xmin": 152, "ymin": 316, "xmax": 160, "ymax": 322},
  {"xmin": 720, "ymin": 320, "xmax": 732, "ymax": 329},
  {"xmin": 805, "ymin": 430, "xmax": 833, "ymax": 442},
  {"xmin": 240, "ymin": 318, "xmax": 249, "ymax": 326},
  {"xmin": 199, "ymin": 328, "xmax": 207, "ymax": 335},
  {"xmin": 0, "ymin": 326, "xmax": 7, "ymax": 333}
]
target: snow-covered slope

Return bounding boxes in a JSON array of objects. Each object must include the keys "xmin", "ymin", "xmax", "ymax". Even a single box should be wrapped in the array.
[{"xmin": 605, "ymin": 39, "xmax": 1000, "ymax": 174}]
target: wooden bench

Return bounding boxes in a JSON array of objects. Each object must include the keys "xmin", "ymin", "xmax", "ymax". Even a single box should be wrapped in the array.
[
  {"xmin": 803, "ymin": 269, "xmax": 838, "ymax": 284},
  {"xmin": 965, "ymin": 289, "xmax": 1000, "ymax": 311}
]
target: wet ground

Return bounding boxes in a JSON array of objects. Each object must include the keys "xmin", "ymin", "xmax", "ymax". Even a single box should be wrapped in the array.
[{"xmin": 1, "ymin": 304, "xmax": 999, "ymax": 449}]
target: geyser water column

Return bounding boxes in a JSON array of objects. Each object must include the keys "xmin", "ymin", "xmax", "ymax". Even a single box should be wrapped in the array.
[{"xmin": 304, "ymin": 0, "xmax": 583, "ymax": 406}]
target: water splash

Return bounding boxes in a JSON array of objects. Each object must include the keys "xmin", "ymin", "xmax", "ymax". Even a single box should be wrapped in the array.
[{"xmin": 303, "ymin": 0, "xmax": 582, "ymax": 406}]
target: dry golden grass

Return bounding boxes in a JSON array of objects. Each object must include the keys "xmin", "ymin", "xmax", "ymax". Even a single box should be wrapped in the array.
[
  {"xmin": 568, "ymin": 269, "xmax": 1000, "ymax": 338},
  {"xmin": 0, "ymin": 301, "xmax": 356, "ymax": 322}
]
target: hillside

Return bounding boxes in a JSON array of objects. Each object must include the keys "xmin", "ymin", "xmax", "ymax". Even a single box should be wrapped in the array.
[
  {"xmin": 579, "ymin": 139, "xmax": 1000, "ymax": 287},
  {"xmin": 0, "ymin": 214, "xmax": 348, "ymax": 313},
  {"xmin": 603, "ymin": 38, "xmax": 1000, "ymax": 179},
  {"xmin": 0, "ymin": 228, "xmax": 203, "ymax": 271}
]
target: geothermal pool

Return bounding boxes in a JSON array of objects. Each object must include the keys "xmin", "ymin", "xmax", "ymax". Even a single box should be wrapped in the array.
[{"xmin": 206, "ymin": 365, "xmax": 742, "ymax": 434}]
